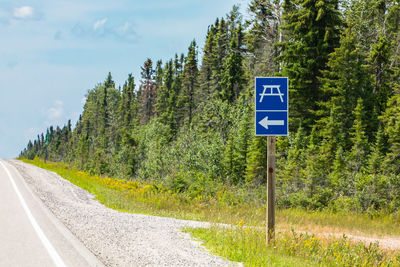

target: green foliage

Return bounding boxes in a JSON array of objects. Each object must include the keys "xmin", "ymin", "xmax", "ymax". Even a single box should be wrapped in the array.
[
  {"xmin": 245, "ymin": 135, "xmax": 267, "ymax": 185},
  {"xmin": 24, "ymin": 158, "xmax": 400, "ymax": 238},
  {"xmin": 348, "ymin": 98, "xmax": 369, "ymax": 173},
  {"xmin": 280, "ymin": 0, "xmax": 342, "ymax": 129},
  {"xmin": 246, "ymin": 0, "xmax": 281, "ymax": 76},
  {"xmin": 220, "ymin": 26, "xmax": 245, "ymax": 103},
  {"xmin": 318, "ymin": 25, "xmax": 371, "ymax": 143},
  {"xmin": 382, "ymin": 94, "xmax": 400, "ymax": 175},
  {"xmin": 182, "ymin": 40, "xmax": 199, "ymax": 125},
  {"xmin": 20, "ymin": 1, "xmax": 400, "ymax": 215},
  {"xmin": 187, "ymin": 226, "xmax": 400, "ymax": 267}
]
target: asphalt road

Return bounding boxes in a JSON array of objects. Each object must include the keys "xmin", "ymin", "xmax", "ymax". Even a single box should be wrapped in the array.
[{"xmin": 0, "ymin": 160, "xmax": 103, "ymax": 267}]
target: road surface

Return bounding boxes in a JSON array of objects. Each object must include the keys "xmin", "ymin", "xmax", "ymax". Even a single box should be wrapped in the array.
[
  {"xmin": 6, "ymin": 160, "xmax": 233, "ymax": 267},
  {"xmin": 0, "ymin": 160, "xmax": 103, "ymax": 267}
]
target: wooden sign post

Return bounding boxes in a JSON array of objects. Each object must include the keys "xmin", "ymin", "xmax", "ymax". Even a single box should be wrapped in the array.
[
  {"xmin": 255, "ymin": 77, "xmax": 288, "ymax": 246},
  {"xmin": 267, "ymin": 136, "xmax": 276, "ymax": 244}
]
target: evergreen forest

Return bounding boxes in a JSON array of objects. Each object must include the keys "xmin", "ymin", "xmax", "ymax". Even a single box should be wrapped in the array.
[{"xmin": 21, "ymin": 0, "xmax": 400, "ymax": 214}]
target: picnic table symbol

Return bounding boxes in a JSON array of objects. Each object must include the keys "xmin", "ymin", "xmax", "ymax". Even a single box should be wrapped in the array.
[{"xmin": 259, "ymin": 85, "xmax": 284, "ymax": 103}]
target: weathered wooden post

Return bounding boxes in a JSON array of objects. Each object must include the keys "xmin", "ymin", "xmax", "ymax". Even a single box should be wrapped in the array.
[{"xmin": 266, "ymin": 136, "xmax": 276, "ymax": 244}]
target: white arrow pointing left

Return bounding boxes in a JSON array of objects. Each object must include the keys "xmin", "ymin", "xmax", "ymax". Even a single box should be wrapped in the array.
[{"xmin": 259, "ymin": 116, "xmax": 284, "ymax": 130}]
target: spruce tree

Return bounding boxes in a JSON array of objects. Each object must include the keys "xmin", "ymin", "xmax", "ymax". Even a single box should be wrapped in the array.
[
  {"xmin": 280, "ymin": 0, "xmax": 341, "ymax": 129},
  {"xmin": 155, "ymin": 60, "xmax": 173, "ymax": 121},
  {"xmin": 348, "ymin": 98, "xmax": 369, "ymax": 174},
  {"xmin": 154, "ymin": 60, "xmax": 163, "ymax": 89},
  {"xmin": 211, "ymin": 18, "xmax": 229, "ymax": 97},
  {"xmin": 104, "ymin": 72, "xmax": 115, "ymax": 88},
  {"xmin": 281, "ymin": 124, "xmax": 307, "ymax": 191},
  {"xmin": 368, "ymin": 125, "xmax": 388, "ymax": 175},
  {"xmin": 220, "ymin": 26, "xmax": 245, "ymax": 103},
  {"xmin": 304, "ymin": 126, "xmax": 327, "ymax": 197},
  {"xmin": 245, "ymin": 135, "xmax": 267, "ymax": 185},
  {"xmin": 167, "ymin": 57, "xmax": 183, "ymax": 135},
  {"xmin": 246, "ymin": 0, "xmax": 283, "ymax": 76},
  {"xmin": 139, "ymin": 59, "xmax": 156, "ymax": 124},
  {"xmin": 319, "ymin": 97, "xmax": 346, "ymax": 167},
  {"xmin": 319, "ymin": 26, "xmax": 372, "ymax": 143},
  {"xmin": 182, "ymin": 40, "xmax": 199, "ymax": 125},
  {"xmin": 199, "ymin": 25, "xmax": 216, "ymax": 100},
  {"xmin": 227, "ymin": 5, "xmax": 241, "ymax": 39},
  {"xmin": 329, "ymin": 146, "xmax": 347, "ymax": 193},
  {"xmin": 382, "ymin": 94, "xmax": 400, "ymax": 175},
  {"xmin": 119, "ymin": 74, "xmax": 136, "ymax": 128},
  {"xmin": 368, "ymin": 35, "xmax": 392, "ymax": 115},
  {"xmin": 224, "ymin": 107, "xmax": 252, "ymax": 185}
]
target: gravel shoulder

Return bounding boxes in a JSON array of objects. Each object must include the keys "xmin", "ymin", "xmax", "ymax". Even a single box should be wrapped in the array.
[{"xmin": 9, "ymin": 159, "xmax": 237, "ymax": 267}]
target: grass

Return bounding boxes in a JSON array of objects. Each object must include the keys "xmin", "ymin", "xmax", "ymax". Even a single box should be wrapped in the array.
[
  {"xmin": 20, "ymin": 157, "xmax": 263, "ymax": 223},
  {"xmin": 278, "ymin": 209, "xmax": 400, "ymax": 238},
  {"xmin": 19, "ymin": 158, "xmax": 400, "ymax": 266},
  {"xmin": 20, "ymin": 158, "xmax": 400, "ymax": 238},
  {"xmin": 186, "ymin": 226, "xmax": 400, "ymax": 267}
]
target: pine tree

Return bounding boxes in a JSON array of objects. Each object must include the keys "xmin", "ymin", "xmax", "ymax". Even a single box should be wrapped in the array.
[
  {"xmin": 329, "ymin": 146, "xmax": 347, "ymax": 193},
  {"xmin": 246, "ymin": 0, "xmax": 283, "ymax": 76},
  {"xmin": 139, "ymin": 59, "xmax": 156, "ymax": 124},
  {"xmin": 348, "ymin": 98, "xmax": 369, "ymax": 174},
  {"xmin": 245, "ymin": 135, "xmax": 267, "ymax": 185},
  {"xmin": 319, "ymin": 97, "xmax": 346, "ymax": 166},
  {"xmin": 234, "ymin": 109, "xmax": 252, "ymax": 183},
  {"xmin": 101, "ymin": 73, "xmax": 114, "ymax": 144},
  {"xmin": 104, "ymin": 72, "xmax": 115, "ymax": 89},
  {"xmin": 167, "ymin": 56, "xmax": 184, "ymax": 135},
  {"xmin": 211, "ymin": 18, "xmax": 229, "ymax": 97},
  {"xmin": 280, "ymin": 0, "xmax": 341, "ymax": 129},
  {"xmin": 220, "ymin": 26, "xmax": 245, "ymax": 103},
  {"xmin": 281, "ymin": 124, "xmax": 307, "ymax": 191},
  {"xmin": 119, "ymin": 74, "xmax": 136, "ymax": 128},
  {"xmin": 304, "ymin": 125, "xmax": 327, "ymax": 197},
  {"xmin": 126, "ymin": 74, "xmax": 137, "ymax": 127},
  {"xmin": 227, "ymin": 5, "xmax": 242, "ymax": 40},
  {"xmin": 319, "ymin": 26, "xmax": 372, "ymax": 143},
  {"xmin": 199, "ymin": 25, "xmax": 217, "ymax": 100},
  {"xmin": 368, "ymin": 125, "xmax": 388, "ymax": 175},
  {"xmin": 381, "ymin": 94, "xmax": 400, "ymax": 175},
  {"xmin": 155, "ymin": 60, "xmax": 173, "ymax": 121},
  {"xmin": 224, "ymin": 107, "xmax": 252, "ymax": 184},
  {"xmin": 182, "ymin": 40, "xmax": 199, "ymax": 125},
  {"xmin": 343, "ymin": 0, "xmax": 377, "ymax": 52},
  {"xmin": 368, "ymin": 34, "xmax": 392, "ymax": 115},
  {"xmin": 154, "ymin": 60, "xmax": 163, "ymax": 90}
]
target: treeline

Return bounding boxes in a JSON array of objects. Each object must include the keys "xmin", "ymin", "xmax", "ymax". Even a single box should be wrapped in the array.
[{"xmin": 22, "ymin": 0, "xmax": 400, "ymax": 213}]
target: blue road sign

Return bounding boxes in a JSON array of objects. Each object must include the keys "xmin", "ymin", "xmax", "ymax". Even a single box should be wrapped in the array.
[{"xmin": 255, "ymin": 77, "xmax": 289, "ymax": 136}]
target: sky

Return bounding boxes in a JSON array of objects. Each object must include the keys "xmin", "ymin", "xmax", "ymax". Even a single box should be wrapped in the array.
[{"xmin": 0, "ymin": 0, "xmax": 251, "ymax": 158}]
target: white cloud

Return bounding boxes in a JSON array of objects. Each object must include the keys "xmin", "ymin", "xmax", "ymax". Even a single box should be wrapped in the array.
[
  {"xmin": 118, "ymin": 22, "xmax": 133, "ymax": 34},
  {"xmin": 47, "ymin": 100, "xmax": 64, "ymax": 120},
  {"xmin": 13, "ymin": 6, "xmax": 35, "ymax": 19},
  {"xmin": 115, "ymin": 22, "xmax": 137, "ymax": 40},
  {"xmin": 93, "ymin": 18, "xmax": 107, "ymax": 30},
  {"xmin": 71, "ymin": 18, "xmax": 139, "ymax": 42},
  {"xmin": 72, "ymin": 18, "xmax": 138, "ymax": 42}
]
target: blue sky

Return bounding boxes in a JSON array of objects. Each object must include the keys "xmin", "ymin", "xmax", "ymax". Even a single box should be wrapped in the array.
[{"xmin": 0, "ymin": 0, "xmax": 250, "ymax": 158}]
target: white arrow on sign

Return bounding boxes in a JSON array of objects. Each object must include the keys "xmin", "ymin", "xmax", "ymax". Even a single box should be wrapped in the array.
[{"xmin": 259, "ymin": 116, "xmax": 284, "ymax": 130}]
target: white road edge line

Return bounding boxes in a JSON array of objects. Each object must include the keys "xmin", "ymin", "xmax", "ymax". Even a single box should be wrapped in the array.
[{"xmin": 0, "ymin": 160, "xmax": 67, "ymax": 267}]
